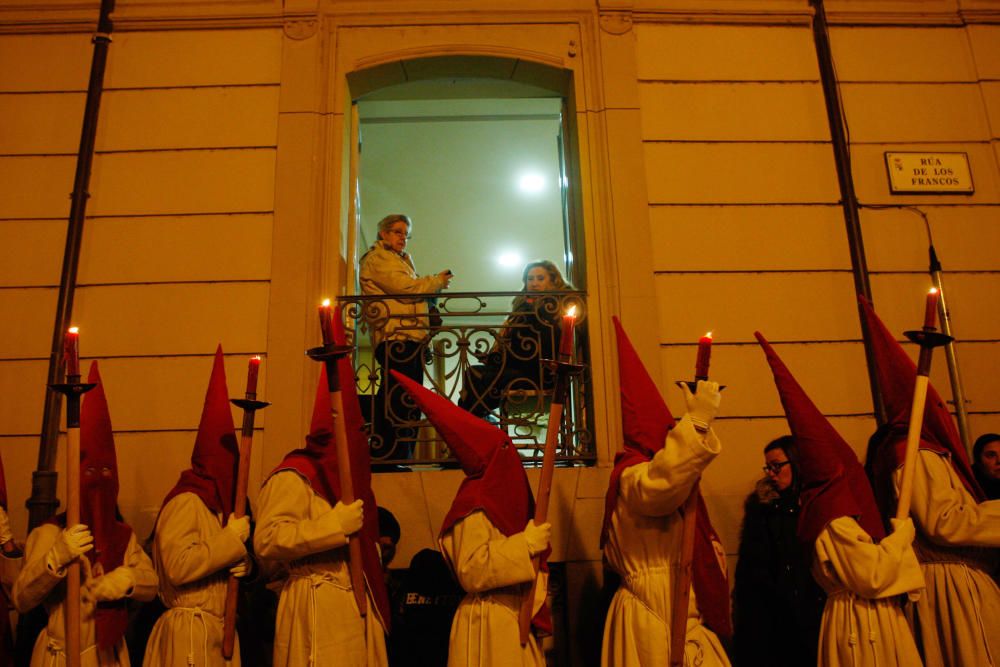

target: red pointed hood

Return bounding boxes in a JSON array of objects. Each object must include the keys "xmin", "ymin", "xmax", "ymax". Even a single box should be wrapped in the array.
[
  {"xmin": 755, "ymin": 332, "xmax": 885, "ymax": 543},
  {"xmin": 616, "ymin": 316, "xmax": 676, "ymax": 458},
  {"xmin": 163, "ymin": 346, "xmax": 239, "ymax": 518},
  {"xmin": 603, "ymin": 318, "xmax": 731, "ymax": 639},
  {"xmin": 79, "ymin": 361, "xmax": 132, "ymax": 650},
  {"xmin": 269, "ymin": 309, "xmax": 390, "ymax": 630},
  {"xmin": 392, "ymin": 373, "xmax": 550, "ymax": 635},
  {"xmin": 602, "ymin": 317, "xmax": 676, "ymax": 546},
  {"xmin": 391, "ymin": 371, "xmax": 533, "ymax": 537},
  {"xmin": 858, "ymin": 295, "xmax": 982, "ymax": 506}
]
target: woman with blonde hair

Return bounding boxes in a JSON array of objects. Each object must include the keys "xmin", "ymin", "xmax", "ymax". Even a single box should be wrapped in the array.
[{"xmin": 459, "ymin": 260, "xmax": 571, "ymax": 418}]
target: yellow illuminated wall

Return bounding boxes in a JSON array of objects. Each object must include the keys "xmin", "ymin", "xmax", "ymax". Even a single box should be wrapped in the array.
[{"xmin": 1, "ymin": 2, "xmax": 998, "ymax": 662}]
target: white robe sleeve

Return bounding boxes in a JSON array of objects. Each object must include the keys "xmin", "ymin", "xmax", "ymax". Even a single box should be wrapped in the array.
[
  {"xmin": 253, "ymin": 471, "xmax": 348, "ymax": 561},
  {"xmin": 618, "ymin": 418, "xmax": 721, "ymax": 517},
  {"xmin": 155, "ymin": 493, "xmax": 247, "ymax": 587},
  {"xmin": 440, "ymin": 511, "xmax": 536, "ymax": 594},
  {"xmin": 813, "ymin": 516, "xmax": 924, "ymax": 600},
  {"xmin": 897, "ymin": 449, "xmax": 1000, "ymax": 548}
]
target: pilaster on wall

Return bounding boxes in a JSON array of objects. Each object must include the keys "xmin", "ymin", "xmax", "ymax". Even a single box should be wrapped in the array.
[
  {"xmin": 263, "ymin": 9, "xmax": 330, "ymax": 475},
  {"xmin": 593, "ymin": 4, "xmax": 667, "ymax": 413}
]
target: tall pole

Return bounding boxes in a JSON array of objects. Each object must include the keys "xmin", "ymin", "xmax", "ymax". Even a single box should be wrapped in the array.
[
  {"xmin": 30, "ymin": 0, "xmax": 117, "ymax": 529},
  {"xmin": 928, "ymin": 246, "xmax": 972, "ymax": 456},
  {"xmin": 809, "ymin": 0, "xmax": 886, "ymax": 425}
]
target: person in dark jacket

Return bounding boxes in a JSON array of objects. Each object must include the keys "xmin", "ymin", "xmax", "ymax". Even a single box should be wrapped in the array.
[
  {"xmin": 731, "ymin": 435, "xmax": 826, "ymax": 667},
  {"xmin": 972, "ymin": 432, "xmax": 1000, "ymax": 500}
]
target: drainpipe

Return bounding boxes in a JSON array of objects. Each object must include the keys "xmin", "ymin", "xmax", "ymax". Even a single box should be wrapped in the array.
[
  {"xmin": 28, "ymin": 0, "xmax": 117, "ymax": 529},
  {"xmin": 809, "ymin": 0, "xmax": 887, "ymax": 424}
]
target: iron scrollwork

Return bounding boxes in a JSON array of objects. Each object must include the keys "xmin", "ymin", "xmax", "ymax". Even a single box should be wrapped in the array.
[{"xmin": 338, "ymin": 291, "xmax": 594, "ymax": 467}]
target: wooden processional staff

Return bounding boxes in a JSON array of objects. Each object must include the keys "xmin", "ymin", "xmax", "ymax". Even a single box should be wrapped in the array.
[
  {"xmin": 222, "ymin": 356, "xmax": 269, "ymax": 659},
  {"xmin": 49, "ymin": 328, "xmax": 95, "ymax": 667},
  {"xmin": 518, "ymin": 305, "xmax": 583, "ymax": 645},
  {"xmin": 895, "ymin": 288, "xmax": 951, "ymax": 521},
  {"xmin": 309, "ymin": 301, "xmax": 367, "ymax": 616},
  {"xmin": 668, "ymin": 331, "xmax": 714, "ymax": 667}
]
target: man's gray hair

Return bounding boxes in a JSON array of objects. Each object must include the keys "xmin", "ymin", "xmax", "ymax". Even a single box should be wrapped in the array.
[{"xmin": 377, "ymin": 214, "xmax": 412, "ymax": 235}]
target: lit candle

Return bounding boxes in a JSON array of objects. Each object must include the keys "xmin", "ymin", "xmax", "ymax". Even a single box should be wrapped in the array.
[
  {"xmin": 695, "ymin": 331, "xmax": 712, "ymax": 379},
  {"xmin": 319, "ymin": 299, "xmax": 334, "ymax": 346},
  {"xmin": 64, "ymin": 326, "xmax": 80, "ymax": 377},
  {"xmin": 246, "ymin": 356, "xmax": 261, "ymax": 395},
  {"xmin": 923, "ymin": 288, "xmax": 940, "ymax": 330},
  {"xmin": 559, "ymin": 305, "xmax": 577, "ymax": 358}
]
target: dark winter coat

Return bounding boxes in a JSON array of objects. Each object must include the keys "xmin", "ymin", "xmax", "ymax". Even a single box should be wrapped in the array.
[{"xmin": 731, "ymin": 479, "xmax": 826, "ymax": 667}]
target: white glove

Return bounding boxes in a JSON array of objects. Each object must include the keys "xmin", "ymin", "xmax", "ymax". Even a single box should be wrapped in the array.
[
  {"xmin": 523, "ymin": 520, "xmax": 551, "ymax": 557},
  {"xmin": 889, "ymin": 517, "xmax": 915, "ymax": 544},
  {"xmin": 229, "ymin": 555, "xmax": 251, "ymax": 579},
  {"xmin": 224, "ymin": 514, "xmax": 250, "ymax": 543},
  {"xmin": 88, "ymin": 566, "xmax": 135, "ymax": 602},
  {"xmin": 332, "ymin": 500, "xmax": 364, "ymax": 537},
  {"xmin": 48, "ymin": 524, "xmax": 93, "ymax": 570},
  {"xmin": 681, "ymin": 380, "xmax": 721, "ymax": 431},
  {"xmin": 0, "ymin": 507, "xmax": 12, "ymax": 546}
]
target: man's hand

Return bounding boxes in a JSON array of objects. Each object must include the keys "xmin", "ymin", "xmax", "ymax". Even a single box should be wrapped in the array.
[
  {"xmin": 681, "ymin": 380, "xmax": 721, "ymax": 432},
  {"xmin": 48, "ymin": 524, "xmax": 94, "ymax": 570},
  {"xmin": 523, "ymin": 520, "xmax": 552, "ymax": 556},
  {"xmin": 88, "ymin": 566, "xmax": 135, "ymax": 602},
  {"xmin": 224, "ymin": 514, "xmax": 250, "ymax": 543},
  {"xmin": 332, "ymin": 500, "xmax": 364, "ymax": 537}
]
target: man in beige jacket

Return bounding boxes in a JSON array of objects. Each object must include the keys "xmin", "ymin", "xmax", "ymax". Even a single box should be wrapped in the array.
[{"xmin": 359, "ymin": 213, "xmax": 452, "ymax": 463}]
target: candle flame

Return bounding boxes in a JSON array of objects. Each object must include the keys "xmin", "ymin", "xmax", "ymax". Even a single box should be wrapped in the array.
[
  {"xmin": 705, "ymin": 331, "xmax": 713, "ymax": 339},
  {"xmin": 321, "ymin": 298, "xmax": 331, "ymax": 307},
  {"xmin": 68, "ymin": 326, "xmax": 79, "ymax": 334},
  {"xmin": 252, "ymin": 355, "xmax": 262, "ymax": 362},
  {"xmin": 928, "ymin": 287, "xmax": 938, "ymax": 295},
  {"xmin": 566, "ymin": 305, "xmax": 577, "ymax": 318}
]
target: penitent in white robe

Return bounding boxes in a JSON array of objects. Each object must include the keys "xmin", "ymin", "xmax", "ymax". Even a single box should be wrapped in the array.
[
  {"xmin": 253, "ymin": 471, "xmax": 387, "ymax": 667},
  {"xmin": 601, "ymin": 419, "xmax": 729, "ymax": 667},
  {"xmin": 144, "ymin": 492, "xmax": 248, "ymax": 666},
  {"xmin": 892, "ymin": 449, "xmax": 1000, "ymax": 667},
  {"xmin": 438, "ymin": 510, "xmax": 546, "ymax": 667},
  {"xmin": 12, "ymin": 524, "xmax": 158, "ymax": 667},
  {"xmin": 812, "ymin": 516, "xmax": 924, "ymax": 667}
]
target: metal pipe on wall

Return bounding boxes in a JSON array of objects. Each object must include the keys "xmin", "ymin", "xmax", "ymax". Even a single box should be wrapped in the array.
[
  {"xmin": 809, "ymin": 0, "xmax": 887, "ymax": 425},
  {"xmin": 28, "ymin": 0, "xmax": 117, "ymax": 530}
]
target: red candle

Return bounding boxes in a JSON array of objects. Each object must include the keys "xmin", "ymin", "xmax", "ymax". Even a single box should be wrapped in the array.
[
  {"xmin": 695, "ymin": 331, "xmax": 712, "ymax": 379},
  {"xmin": 64, "ymin": 327, "xmax": 80, "ymax": 377},
  {"xmin": 923, "ymin": 288, "xmax": 939, "ymax": 330},
  {"xmin": 246, "ymin": 356, "xmax": 261, "ymax": 395},
  {"xmin": 319, "ymin": 299, "xmax": 334, "ymax": 345},
  {"xmin": 559, "ymin": 306, "xmax": 577, "ymax": 358}
]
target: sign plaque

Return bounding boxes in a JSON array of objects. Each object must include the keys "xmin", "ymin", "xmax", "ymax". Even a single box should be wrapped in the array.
[{"xmin": 885, "ymin": 152, "xmax": 974, "ymax": 194}]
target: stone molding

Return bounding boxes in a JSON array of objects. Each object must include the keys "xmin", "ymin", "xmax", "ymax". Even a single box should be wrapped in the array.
[{"xmin": 2, "ymin": 1, "xmax": 998, "ymax": 33}]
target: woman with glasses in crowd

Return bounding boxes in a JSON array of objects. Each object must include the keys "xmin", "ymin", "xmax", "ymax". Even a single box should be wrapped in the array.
[{"xmin": 731, "ymin": 436, "xmax": 826, "ymax": 667}]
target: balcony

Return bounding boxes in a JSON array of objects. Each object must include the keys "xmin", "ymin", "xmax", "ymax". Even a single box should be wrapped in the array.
[{"xmin": 337, "ymin": 291, "xmax": 594, "ymax": 468}]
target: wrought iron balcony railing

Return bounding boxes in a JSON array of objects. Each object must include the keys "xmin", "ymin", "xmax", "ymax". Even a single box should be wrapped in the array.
[{"xmin": 337, "ymin": 291, "xmax": 594, "ymax": 468}]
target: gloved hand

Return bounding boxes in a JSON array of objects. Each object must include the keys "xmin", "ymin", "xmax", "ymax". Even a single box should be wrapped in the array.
[
  {"xmin": 224, "ymin": 514, "xmax": 250, "ymax": 543},
  {"xmin": 523, "ymin": 520, "xmax": 552, "ymax": 557},
  {"xmin": 48, "ymin": 524, "xmax": 93, "ymax": 570},
  {"xmin": 681, "ymin": 380, "xmax": 721, "ymax": 431},
  {"xmin": 229, "ymin": 555, "xmax": 251, "ymax": 579},
  {"xmin": 88, "ymin": 566, "xmax": 135, "ymax": 602},
  {"xmin": 889, "ymin": 517, "xmax": 915, "ymax": 544},
  {"xmin": 332, "ymin": 500, "xmax": 364, "ymax": 537},
  {"xmin": 0, "ymin": 506, "xmax": 13, "ymax": 546}
]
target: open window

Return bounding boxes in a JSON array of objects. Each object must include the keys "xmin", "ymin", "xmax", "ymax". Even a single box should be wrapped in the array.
[{"xmin": 342, "ymin": 56, "xmax": 592, "ymax": 467}]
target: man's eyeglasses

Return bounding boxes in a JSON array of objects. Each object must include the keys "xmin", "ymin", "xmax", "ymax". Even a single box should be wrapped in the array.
[
  {"xmin": 763, "ymin": 461, "xmax": 791, "ymax": 475},
  {"xmin": 387, "ymin": 229, "xmax": 412, "ymax": 240}
]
